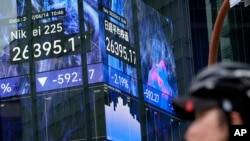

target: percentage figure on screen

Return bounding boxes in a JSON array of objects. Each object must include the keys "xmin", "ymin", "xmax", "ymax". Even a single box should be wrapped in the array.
[
  {"xmin": 113, "ymin": 74, "xmax": 130, "ymax": 90},
  {"xmin": 121, "ymin": 79, "xmax": 129, "ymax": 89},
  {"xmin": 1, "ymin": 83, "xmax": 12, "ymax": 93}
]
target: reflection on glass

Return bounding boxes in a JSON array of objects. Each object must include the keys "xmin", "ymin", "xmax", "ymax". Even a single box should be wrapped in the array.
[
  {"xmin": 36, "ymin": 90, "xmax": 86, "ymax": 140},
  {"xmin": 0, "ymin": 98, "xmax": 33, "ymax": 140},
  {"xmin": 44, "ymin": 97, "xmax": 51, "ymax": 141},
  {"xmin": 145, "ymin": 105, "xmax": 180, "ymax": 141}
]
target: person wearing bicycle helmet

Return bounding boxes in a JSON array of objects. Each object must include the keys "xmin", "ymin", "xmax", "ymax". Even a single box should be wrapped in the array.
[{"xmin": 173, "ymin": 62, "xmax": 250, "ymax": 141}]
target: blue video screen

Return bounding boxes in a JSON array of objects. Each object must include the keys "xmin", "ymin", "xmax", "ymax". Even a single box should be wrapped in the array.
[
  {"xmin": 105, "ymin": 87, "xmax": 141, "ymax": 141},
  {"xmin": 85, "ymin": 63, "xmax": 138, "ymax": 96},
  {"xmin": 33, "ymin": 0, "xmax": 139, "ymax": 94},
  {"xmin": 137, "ymin": 0, "xmax": 178, "ymax": 113},
  {"xmin": 108, "ymin": 66, "xmax": 138, "ymax": 96},
  {"xmin": 1, "ymin": 0, "xmax": 140, "ymax": 97},
  {"xmin": 0, "ymin": 0, "xmax": 85, "ymax": 97},
  {"xmin": 32, "ymin": 0, "xmax": 82, "ymax": 81},
  {"xmin": 0, "ymin": 0, "xmax": 30, "ymax": 98},
  {"xmin": 36, "ymin": 67, "xmax": 83, "ymax": 92},
  {"xmin": 143, "ymin": 84, "xmax": 176, "ymax": 114},
  {"xmin": 98, "ymin": 0, "xmax": 137, "ymax": 80},
  {"xmin": 83, "ymin": 0, "xmax": 138, "ymax": 97}
]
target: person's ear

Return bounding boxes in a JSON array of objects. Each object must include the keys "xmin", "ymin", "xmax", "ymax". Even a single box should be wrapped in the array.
[{"xmin": 230, "ymin": 111, "xmax": 243, "ymax": 125}]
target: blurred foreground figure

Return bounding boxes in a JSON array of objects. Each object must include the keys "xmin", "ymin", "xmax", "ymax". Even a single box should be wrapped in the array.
[{"xmin": 173, "ymin": 62, "xmax": 250, "ymax": 141}]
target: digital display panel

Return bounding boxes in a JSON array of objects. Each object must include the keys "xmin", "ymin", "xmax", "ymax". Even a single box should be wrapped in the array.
[
  {"xmin": 0, "ymin": 0, "xmax": 30, "ymax": 99},
  {"xmin": 86, "ymin": 63, "xmax": 138, "ymax": 97},
  {"xmin": 105, "ymin": 86, "xmax": 141, "ymax": 141},
  {"xmin": 104, "ymin": 18, "xmax": 136, "ymax": 66},
  {"xmin": 36, "ymin": 67, "xmax": 83, "ymax": 92},
  {"xmin": 22, "ymin": 0, "xmax": 139, "ymax": 95},
  {"xmin": 3, "ymin": 0, "xmax": 140, "ymax": 96},
  {"xmin": 31, "ymin": 0, "xmax": 81, "ymax": 64},
  {"xmin": 137, "ymin": 0, "xmax": 178, "ymax": 113},
  {"xmin": 31, "ymin": 0, "xmax": 137, "ymax": 94},
  {"xmin": 82, "ymin": 0, "xmax": 138, "ymax": 97},
  {"xmin": 143, "ymin": 84, "xmax": 175, "ymax": 114},
  {"xmin": 0, "ymin": 76, "xmax": 30, "ymax": 98},
  {"xmin": 99, "ymin": 0, "xmax": 136, "ymax": 75},
  {"xmin": 1, "ymin": 0, "xmax": 85, "ymax": 98},
  {"xmin": 30, "ymin": 0, "xmax": 84, "ymax": 93},
  {"xmin": 9, "ymin": 11, "xmax": 73, "ymax": 63},
  {"xmin": 87, "ymin": 63, "xmax": 138, "ymax": 96},
  {"xmin": 108, "ymin": 67, "xmax": 137, "ymax": 96}
]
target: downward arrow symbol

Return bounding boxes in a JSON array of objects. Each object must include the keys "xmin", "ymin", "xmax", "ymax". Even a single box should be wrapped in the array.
[{"xmin": 38, "ymin": 77, "xmax": 47, "ymax": 87}]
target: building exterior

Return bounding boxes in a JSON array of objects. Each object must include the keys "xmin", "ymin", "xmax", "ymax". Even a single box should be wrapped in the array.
[
  {"xmin": 190, "ymin": 0, "xmax": 250, "ymax": 72},
  {"xmin": 0, "ymin": 0, "xmax": 249, "ymax": 141}
]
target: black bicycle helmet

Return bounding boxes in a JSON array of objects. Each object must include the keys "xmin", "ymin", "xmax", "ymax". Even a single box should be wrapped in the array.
[{"xmin": 173, "ymin": 62, "xmax": 250, "ymax": 123}]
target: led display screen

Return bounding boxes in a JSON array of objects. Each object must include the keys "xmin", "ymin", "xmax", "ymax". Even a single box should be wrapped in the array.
[
  {"xmin": 1, "ymin": 0, "xmax": 181, "ymax": 140},
  {"xmin": 1, "ymin": 0, "xmax": 139, "ymax": 98},
  {"xmin": 0, "ymin": 0, "xmax": 84, "ymax": 98},
  {"xmin": 84, "ymin": 0, "xmax": 138, "ymax": 97},
  {"xmin": 0, "ymin": 0, "xmax": 30, "ymax": 99},
  {"xmin": 105, "ymin": 86, "xmax": 141, "ymax": 141},
  {"xmin": 97, "ymin": 0, "xmax": 137, "ymax": 74},
  {"xmin": 104, "ymin": 64, "xmax": 138, "ymax": 97},
  {"xmin": 89, "ymin": 85, "xmax": 140, "ymax": 141},
  {"xmin": 137, "ymin": 0, "xmax": 178, "ymax": 114},
  {"xmin": 86, "ymin": 63, "xmax": 138, "ymax": 96},
  {"xmin": 36, "ymin": 67, "xmax": 83, "ymax": 92},
  {"xmin": 33, "ymin": 0, "xmax": 138, "ymax": 94},
  {"xmin": 32, "ymin": 0, "xmax": 83, "ymax": 92}
]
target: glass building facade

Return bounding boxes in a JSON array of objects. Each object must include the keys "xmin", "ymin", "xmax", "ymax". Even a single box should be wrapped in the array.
[
  {"xmin": 0, "ymin": 0, "xmax": 192, "ymax": 140},
  {"xmin": 2, "ymin": 0, "xmax": 248, "ymax": 141},
  {"xmin": 190, "ymin": 0, "xmax": 250, "ymax": 72}
]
